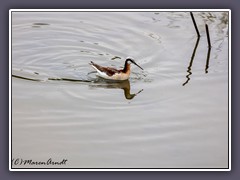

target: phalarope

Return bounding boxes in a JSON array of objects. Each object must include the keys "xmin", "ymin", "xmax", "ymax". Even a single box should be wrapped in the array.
[{"xmin": 89, "ymin": 58, "xmax": 143, "ymax": 81}]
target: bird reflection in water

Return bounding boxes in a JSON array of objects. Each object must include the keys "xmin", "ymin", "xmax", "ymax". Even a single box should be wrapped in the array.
[
  {"xmin": 89, "ymin": 79, "xmax": 143, "ymax": 100},
  {"xmin": 12, "ymin": 71, "xmax": 144, "ymax": 100}
]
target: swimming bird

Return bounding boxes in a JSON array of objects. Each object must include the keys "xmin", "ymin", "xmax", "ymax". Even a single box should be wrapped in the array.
[{"xmin": 89, "ymin": 58, "xmax": 143, "ymax": 81}]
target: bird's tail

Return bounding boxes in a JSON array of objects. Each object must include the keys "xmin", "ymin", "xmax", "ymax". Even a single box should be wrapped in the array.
[
  {"xmin": 89, "ymin": 61, "xmax": 94, "ymax": 66},
  {"xmin": 89, "ymin": 61, "xmax": 100, "ymax": 72}
]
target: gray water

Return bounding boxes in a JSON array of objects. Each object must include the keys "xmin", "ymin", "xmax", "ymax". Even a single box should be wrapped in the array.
[{"xmin": 11, "ymin": 11, "xmax": 229, "ymax": 169}]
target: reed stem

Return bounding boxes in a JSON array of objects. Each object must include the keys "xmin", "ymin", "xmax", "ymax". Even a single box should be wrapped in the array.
[
  {"xmin": 190, "ymin": 12, "xmax": 200, "ymax": 37},
  {"xmin": 205, "ymin": 24, "xmax": 211, "ymax": 48}
]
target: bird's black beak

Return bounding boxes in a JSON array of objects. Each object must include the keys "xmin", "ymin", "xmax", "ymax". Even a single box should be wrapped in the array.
[{"xmin": 132, "ymin": 61, "xmax": 144, "ymax": 70}]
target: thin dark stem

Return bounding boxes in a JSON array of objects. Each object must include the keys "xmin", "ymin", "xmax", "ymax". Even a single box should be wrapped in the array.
[
  {"xmin": 12, "ymin": 74, "xmax": 41, "ymax": 81},
  {"xmin": 205, "ymin": 47, "xmax": 212, "ymax": 73},
  {"xmin": 190, "ymin": 12, "xmax": 200, "ymax": 37},
  {"xmin": 182, "ymin": 37, "xmax": 200, "ymax": 86},
  {"xmin": 205, "ymin": 24, "xmax": 212, "ymax": 48}
]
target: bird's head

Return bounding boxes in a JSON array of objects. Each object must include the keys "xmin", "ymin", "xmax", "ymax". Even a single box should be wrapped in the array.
[{"xmin": 126, "ymin": 58, "xmax": 144, "ymax": 70}]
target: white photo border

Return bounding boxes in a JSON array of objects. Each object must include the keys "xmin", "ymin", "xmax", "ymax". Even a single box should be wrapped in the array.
[{"xmin": 9, "ymin": 9, "xmax": 231, "ymax": 171}]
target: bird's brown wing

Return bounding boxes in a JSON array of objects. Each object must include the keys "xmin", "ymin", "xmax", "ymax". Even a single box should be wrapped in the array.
[
  {"xmin": 90, "ymin": 61, "xmax": 121, "ymax": 76},
  {"xmin": 103, "ymin": 67, "xmax": 121, "ymax": 76}
]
